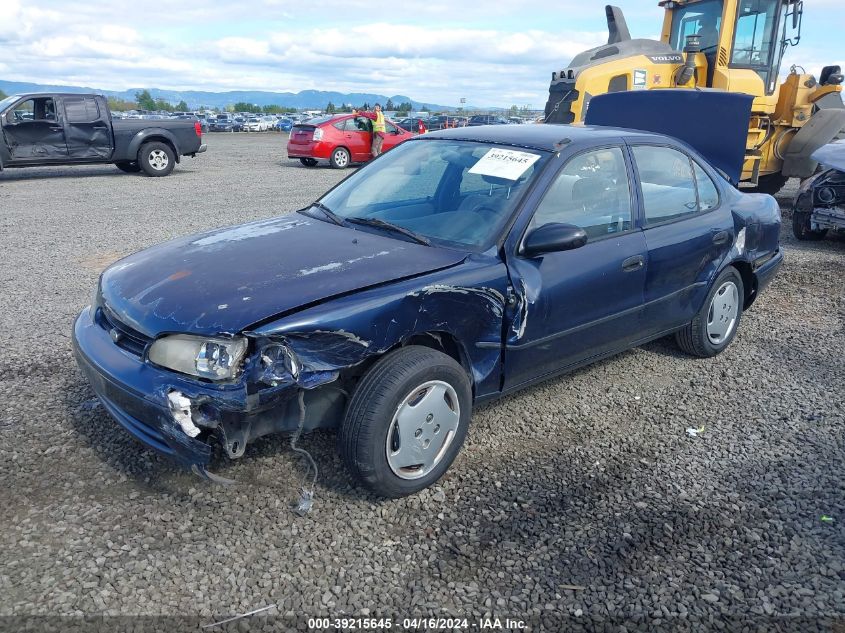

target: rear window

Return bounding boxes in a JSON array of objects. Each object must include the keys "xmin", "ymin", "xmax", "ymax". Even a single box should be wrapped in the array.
[
  {"xmin": 304, "ymin": 115, "xmax": 336, "ymax": 126},
  {"xmin": 65, "ymin": 97, "xmax": 101, "ymax": 123}
]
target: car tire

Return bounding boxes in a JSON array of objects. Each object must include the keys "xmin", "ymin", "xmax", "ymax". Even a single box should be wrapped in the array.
[
  {"xmin": 792, "ymin": 210, "xmax": 828, "ymax": 241},
  {"xmin": 138, "ymin": 142, "xmax": 176, "ymax": 177},
  {"xmin": 300, "ymin": 158, "xmax": 318, "ymax": 167},
  {"xmin": 330, "ymin": 147, "xmax": 350, "ymax": 169},
  {"xmin": 676, "ymin": 266, "xmax": 744, "ymax": 358},
  {"xmin": 340, "ymin": 346, "xmax": 472, "ymax": 498},
  {"xmin": 115, "ymin": 161, "xmax": 141, "ymax": 173}
]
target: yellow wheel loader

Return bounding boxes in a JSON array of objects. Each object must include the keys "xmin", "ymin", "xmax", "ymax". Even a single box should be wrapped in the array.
[{"xmin": 544, "ymin": 1, "xmax": 845, "ymax": 194}]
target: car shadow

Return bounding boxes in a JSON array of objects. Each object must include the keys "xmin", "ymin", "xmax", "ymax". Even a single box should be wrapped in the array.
[
  {"xmin": 0, "ymin": 167, "xmax": 127, "ymax": 181},
  {"xmin": 0, "ymin": 166, "xmax": 199, "ymax": 181},
  {"xmin": 62, "ymin": 370, "xmax": 374, "ymax": 501},
  {"xmin": 62, "ymin": 375, "xmax": 194, "ymax": 494}
]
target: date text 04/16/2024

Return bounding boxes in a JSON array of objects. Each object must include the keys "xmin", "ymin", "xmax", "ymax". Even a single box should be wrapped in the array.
[{"xmin": 307, "ymin": 617, "xmax": 528, "ymax": 630}]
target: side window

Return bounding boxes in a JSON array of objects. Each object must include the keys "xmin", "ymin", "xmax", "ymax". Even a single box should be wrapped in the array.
[
  {"xmin": 65, "ymin": 97, "xmax": 100, "ymax": 124},
  {"xmin": 353, "ymin": 117, "xmax": 371, "ymax": 132},
  {"xmin": 9, "ymin": 98, "xmax": 56, "ymax": 122},
  {"xmin": 692, "ymin": 160, "xmax": 720, "ymax": 210},
  {"xmin": 385, "ymin": 121, "xmax": 398, "ymax": 134},
  {"xmin": 632, "ymin": 146, "xmax": 698, "ymax": 225},
  {"xmin": 530, "ymin": 146, "xmax": 632, "ymax": 239},
  {"xmin": 332, "ymin": 120, "xmax": 346, "ymax": 131}
]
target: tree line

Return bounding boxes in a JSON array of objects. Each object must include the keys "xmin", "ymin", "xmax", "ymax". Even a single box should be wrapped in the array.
[{"xmin": 324, "ymin": 99, "xmax": 428, "ymax": 114}]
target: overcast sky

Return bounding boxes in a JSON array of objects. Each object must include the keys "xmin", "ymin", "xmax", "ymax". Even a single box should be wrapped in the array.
[{"xmin": 0, "ymin": 0, "xmax": 842, "ymax": 107}]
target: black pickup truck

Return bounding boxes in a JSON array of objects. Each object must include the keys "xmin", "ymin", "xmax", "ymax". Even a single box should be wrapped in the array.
[{"xmin": 0, "ymin": 93, "xmax": 206, "ymax": 177}]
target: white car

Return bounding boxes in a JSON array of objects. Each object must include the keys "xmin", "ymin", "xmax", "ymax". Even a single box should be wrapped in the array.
[{"xmin": 245, "ymin": 117, "xmax": 263, "ymax": 132}]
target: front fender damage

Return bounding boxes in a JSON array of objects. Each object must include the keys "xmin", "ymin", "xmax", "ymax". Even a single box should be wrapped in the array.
[{"xmin": 160, "ymin": 278, "xmax": 506, "ymax": 489}]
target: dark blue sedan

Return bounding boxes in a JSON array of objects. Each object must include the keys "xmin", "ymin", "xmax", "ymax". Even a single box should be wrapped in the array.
[{"xmin": 73, "ymin": 124, "xmax": 783, "ymax": 497}]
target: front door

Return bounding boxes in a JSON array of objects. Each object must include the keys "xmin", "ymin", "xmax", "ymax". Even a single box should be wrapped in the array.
[
  {"xmin": 2, "ymin": 96, "xmax": 68, "ymax": 161},
  {"xmin": 504, "ymin": 145, "xmax": 648, "ymax": 389},
  {"xmin": 63, "ymin": 95, "xmax": 114, "ymax": 159},
  {"xmin": 628, "ymin": 144, "xmax": 734, "ymax": 337},
  {"xmin": 381, "ymin": 121, "xmax": 404, "ymax": 152}
]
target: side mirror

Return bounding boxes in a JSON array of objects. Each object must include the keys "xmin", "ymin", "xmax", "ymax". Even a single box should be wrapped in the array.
[{"xmin": 522, "ymin": 222, "xmax": 587, "ymax": 257}]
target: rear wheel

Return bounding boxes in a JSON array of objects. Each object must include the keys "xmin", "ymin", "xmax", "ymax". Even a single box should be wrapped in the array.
[
  {"xmin": 676, "ymin": 267, "xmax": 744, "ymax": 358},
  {"xmin": 792, "ymin": 210, "xmax": 828, "ymax": 241},
  {"xmin": 299, "ymin": 157, "xmax": 318, "ymax": 167},
  {"xmin": 115, "ymin": 161, "xmax": 141, "ymax": 173},
  {"xmin": 138, "ymin": 142, "xmax": 175, "ymax": 177},
  {"xmin": 330, "ymin": 147, "xmax": 350, "ymax": 169},
  {"xmin": 340, "ymin": 346, "xmax": 472, "ymax": 498}
]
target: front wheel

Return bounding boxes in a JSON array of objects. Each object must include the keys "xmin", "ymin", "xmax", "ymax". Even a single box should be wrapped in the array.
[
  {"xmin": 792, "ymin": 210, "xmax": 828, "ymax": 241},
  {"xmin": 676, "ymin": 267, "xmax": 744, "ymax": 358},
  {"xmin": 340, "ymin": 346, "xmax": 472, "ymax": 498},
  {"xmin": 299, "ymin": 157, "xmax": 318, "ymax": 167},
  {"xmin": 330, "ymin": 147, "xmax": 350, "ymax": 169},
  {"xmin": 138, "ymin": 142, "xmax": 176, "ymax": 177}
]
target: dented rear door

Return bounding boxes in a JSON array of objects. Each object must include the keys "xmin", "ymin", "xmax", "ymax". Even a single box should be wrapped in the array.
[{"xmin": 62, "ymin": 95, "xmax": 114, "ymax": 160}]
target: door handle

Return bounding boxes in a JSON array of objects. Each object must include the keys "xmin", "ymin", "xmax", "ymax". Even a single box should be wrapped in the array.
[
  {"xmin": 712, "ymin": 230, "xmax": 730, "ymax": 245},
  {"xmin": 49, "ymin": 126, "xmax": 63, "ymax": 132},
  {"xmin": 621, "ymin": 255, "xmax": 645, "ymax": 272}
]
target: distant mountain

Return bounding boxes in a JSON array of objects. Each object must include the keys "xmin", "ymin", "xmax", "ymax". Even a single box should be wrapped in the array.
[{"xmin": 0, "ymin": 80, "xmax": 457, "ymax": 111}]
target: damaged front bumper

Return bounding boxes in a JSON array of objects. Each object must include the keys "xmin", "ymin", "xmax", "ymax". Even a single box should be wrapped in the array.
[
  {"xmin": 72, "ymin": 307, "xmax": 343, "ymax": 475},
  {"xmin": 74, "ymin": 307, "xmax": 214, "ymax": 468}
]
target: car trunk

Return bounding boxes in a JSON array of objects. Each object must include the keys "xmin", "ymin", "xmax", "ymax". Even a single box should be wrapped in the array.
[{"xmin": 290, "ymin": 125, "xmax": 316, "ymax": 145}]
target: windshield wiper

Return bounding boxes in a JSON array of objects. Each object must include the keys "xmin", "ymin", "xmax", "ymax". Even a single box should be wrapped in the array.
[
  {"xmin": 345, "ymin": 217, "xmax": 431, "ymax": 246},
  {"xmin": 305, "ymin": 201, "xmax": 346, "ymax": 226}
]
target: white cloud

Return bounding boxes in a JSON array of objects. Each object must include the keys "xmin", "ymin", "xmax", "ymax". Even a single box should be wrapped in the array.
[
  {"xmin": 0, "ymin": 0, "xmax": 840, "ymax": 108},
  {"xmin": 0, "ymin": 4, "xmax": 605, "ymax": 106}
]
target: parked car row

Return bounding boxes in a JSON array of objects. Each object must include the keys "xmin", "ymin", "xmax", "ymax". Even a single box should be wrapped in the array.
[
  {"xmin": 204, "ymin": 113, "xmax": 296, "ymax": 133},
  {"xmin": 287, "ymin": 111, "xmax": 542, "ymax": 169},
  {"xmin": 112, "ymin": 110, "xmax": 299, "ymax": 133}
]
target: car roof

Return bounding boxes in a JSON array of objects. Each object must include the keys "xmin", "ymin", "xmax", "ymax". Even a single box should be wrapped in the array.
[{"xmin": 423, "ymin": 124, "xmax": 660, "ymax": 152}]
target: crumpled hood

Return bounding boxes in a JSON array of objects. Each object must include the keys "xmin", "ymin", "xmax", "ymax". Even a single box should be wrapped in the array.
[
  {"xmin": 100, "ymin": 215, "xmax": 467, "ymax": 337},
  {"xmin": 812, "ymin": 140, "xmax": 845, "ymax": 173}
]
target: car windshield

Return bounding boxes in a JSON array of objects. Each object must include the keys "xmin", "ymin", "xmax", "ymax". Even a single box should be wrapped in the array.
[
  {"xmin": 312, "ymin": 139, "xmax": 549, "ymax": 250},
  {"xmin": 0, "ymin": 95, "xmax": 18, "ymax": 112}
]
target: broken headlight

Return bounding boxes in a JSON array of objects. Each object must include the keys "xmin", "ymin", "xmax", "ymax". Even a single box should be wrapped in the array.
[
  {"xmin": 148, "ymin": 334, "xmax": 248, "ymax": 380},
  {"xmin": 258, "ymin": 343, "xmax": 300, "ymax": 385}
]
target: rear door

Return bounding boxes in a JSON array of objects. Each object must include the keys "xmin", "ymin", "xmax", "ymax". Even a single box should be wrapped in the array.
[
  {"xmin": 629, "ymin": 143, "xmax": 733, "ymax": 337},
  {"xmin": 62, "ymin": 96, "xmax": 113, "ymax": 159},
  {"xmin": 342, "ymin": 117, "xmax": 372, "ymax": 161},
  {"xmin": 1, "ymin": 96, "xmax": 68, "ymax": 161}
]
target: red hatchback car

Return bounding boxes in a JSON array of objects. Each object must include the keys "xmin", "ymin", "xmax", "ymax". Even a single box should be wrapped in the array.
[{"xmin": 287, "ymin": 113, "xmax": 414, "ymax": 169}]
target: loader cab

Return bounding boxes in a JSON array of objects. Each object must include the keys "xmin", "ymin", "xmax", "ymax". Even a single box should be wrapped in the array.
[{"xmin": 661, "ymin": 0, "xmax": 802, "ymax": 96}]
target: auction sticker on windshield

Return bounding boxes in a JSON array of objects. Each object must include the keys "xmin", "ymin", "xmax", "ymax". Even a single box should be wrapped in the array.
[{"xmin": 468, "ymin": 148, "xmax": 540, "ymax": 181}]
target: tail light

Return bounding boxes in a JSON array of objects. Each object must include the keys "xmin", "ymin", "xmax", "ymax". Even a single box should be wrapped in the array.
[
  {"xmin": 194, "ymin": 121, "xmax": 202, "ymax": 137},
  {"xmin": 313, "ymin": 127, "xmax": 324, "ymax": 141}
]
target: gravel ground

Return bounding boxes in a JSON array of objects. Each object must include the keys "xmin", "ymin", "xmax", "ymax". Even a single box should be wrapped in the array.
[{"xmin": 1, "ymin": 132, "xmax": 843, "ymax": 632}]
